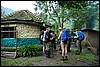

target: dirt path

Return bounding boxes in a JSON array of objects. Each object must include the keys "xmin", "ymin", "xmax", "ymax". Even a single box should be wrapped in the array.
[{"xmin": 30, "ymin": 43, "xmax": 99, "ymax": 66}]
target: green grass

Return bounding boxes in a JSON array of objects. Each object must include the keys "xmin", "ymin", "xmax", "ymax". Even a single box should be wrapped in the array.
[
  {"xmin": 1, "ymin": 46, "xmax": 99, "ymax": 66},
  {"xmin": 1, "ymin": 56, "xmax": 44, "ymax": 66},
  {"xmin": 79, "ymin": 51, "xmax": 99, "ymax": 66},
  {"xmin": 70, "ymin": 47, "xmax": 99, "ymax": 66}
]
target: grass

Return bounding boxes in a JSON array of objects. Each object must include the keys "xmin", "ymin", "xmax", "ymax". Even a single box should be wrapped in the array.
[
  {"xmin": 79, "ymin": 50, "xmax": 99, "ymax": 66},
  {"xmin": 1, "ymin": 46, "xmax": 99, "ymax": 66},
  {"xmin": 1, "ymin": 56, "xmax": 44, "ymax": 66},
  {"xmin": 69, "ymin": 47, "xmax": 99, "ymax": 66}
]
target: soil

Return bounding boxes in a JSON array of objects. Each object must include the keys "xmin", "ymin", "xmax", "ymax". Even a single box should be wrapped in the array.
[
  {"xmin": 1, "ymin": 42, "xmax": 99, "ymax": 66},
  {"xmin": 29, "ymin": 43, "xmax": 99, "ymax": 66}
]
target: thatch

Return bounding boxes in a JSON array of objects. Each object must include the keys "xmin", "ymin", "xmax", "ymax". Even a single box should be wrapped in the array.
[{"xmin": 1, "ymin": 9, "xmax": 51, "ymax": 26}]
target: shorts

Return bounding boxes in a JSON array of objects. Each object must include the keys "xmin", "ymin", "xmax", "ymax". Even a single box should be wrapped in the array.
[
  {"xmin": 43, "ymin": 41, "xmax": 46, "ymax": 46},
  {"xmin": 61, "ymin": 40, "xmax": 68, "ymax": 45}
]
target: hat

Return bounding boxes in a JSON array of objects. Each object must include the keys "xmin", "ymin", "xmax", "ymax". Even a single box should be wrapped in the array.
[{"xmin": 59, "ymin": 27, "xmax": 62, "ymax": 30}]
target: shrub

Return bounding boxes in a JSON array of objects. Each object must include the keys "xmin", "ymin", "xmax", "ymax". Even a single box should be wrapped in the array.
[{"xmin": 17, "ymin": 45, "xmax": 42, "ymax": 57}]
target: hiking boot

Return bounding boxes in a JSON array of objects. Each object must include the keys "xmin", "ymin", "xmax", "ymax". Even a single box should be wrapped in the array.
[
  {"xmin": 76, "ymin": 50, "xmax": 80, "ymax": 55},
  {"xmin": 65, "ymin": 56, "xmax": 68, "ymax": 60},
  {"xmin": 61, "ymin": 56, "xmax": 64, "ymax": 61},
  {"xmin": 67, "ymin": 50, "xmax": 71, "ymax": 52}
]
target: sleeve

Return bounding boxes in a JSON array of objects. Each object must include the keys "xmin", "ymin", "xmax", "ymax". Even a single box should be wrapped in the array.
[{"xmin": 76, "ymin": 32, "xmax": 78, "ymax": 36}]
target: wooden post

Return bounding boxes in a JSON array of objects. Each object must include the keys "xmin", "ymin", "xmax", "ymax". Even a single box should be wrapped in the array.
[{"xmin": 15, "ymin": 31, "xmax": 18, "ymax": 58}]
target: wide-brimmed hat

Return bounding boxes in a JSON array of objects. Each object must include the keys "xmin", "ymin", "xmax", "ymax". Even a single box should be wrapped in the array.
[{"xmin": 59, "ymin": 27, "xmax": 62, "ymax": 30}]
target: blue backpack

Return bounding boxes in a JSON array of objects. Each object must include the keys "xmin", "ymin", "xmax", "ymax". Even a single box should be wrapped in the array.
[
  {"xmin": 77, "ymin": 31, "xmax": 85, "ymax": 41},
  {"xmin": 61, "ymin": 29, "xmax": 69, "ymax": 42}
]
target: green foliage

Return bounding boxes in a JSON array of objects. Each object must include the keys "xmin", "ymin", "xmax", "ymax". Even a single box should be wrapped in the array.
[
  {"xmin": 58, "ymin": 1, "xmax": 88, "ymax": 9},
  {"xmin": 67, "ymin": 1, "xmax": 99, "ymax": 30},
  {"xmin": 34, "ymin": 1, "xmax": 88, "ymax": 33},
  {"xmin": 85, "ymin": 1, "xmax": 99, "ymax": 29},
  {"xmin": 79, "ymin": 52, "xmax": 99, "ymax": 66},
  {"xmin": 18, "ymin": 45, "xmax": 42, "ymax": 57}
]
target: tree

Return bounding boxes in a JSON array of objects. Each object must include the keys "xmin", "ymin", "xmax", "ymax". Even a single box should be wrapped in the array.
[
  {"xmin": 33, "ymin": 1, "xmax": 88, "ymax": 31},
  {"xmin": 85, "ymin": 1, "xmax": 99, "ymax": 29},
  {"xmin": 67, "ymin": 8, "xmax": 87, "ymax": 30},
  {"xmin": 66, "ymin": 1, "xmax": 99, "ymax": 30}
]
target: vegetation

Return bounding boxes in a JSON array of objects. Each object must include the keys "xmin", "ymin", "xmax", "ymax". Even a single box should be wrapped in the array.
[
  {"xmin": 33, "ymin": 1, "xmax": 88, "ymax": 31},
  {"xmin": 1, "ymin": 47, "xmax": 99, "ymax": 66},
  {"xmin": 1, "ymin": 57, "xmax": 43, "ymax": 66},
  {"xmin": 17, "ymin": 45, "xmax": 42, "ymax": 57},
  {"xmin": 69, "ymin": 48, "xmax": 99, "ymax": 66},
  {"xmin": 33, "ymin": 1, "xmax": 99, "ymax": 32}
]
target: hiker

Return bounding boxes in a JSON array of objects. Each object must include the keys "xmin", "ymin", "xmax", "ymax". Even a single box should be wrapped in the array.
[
  {"xmin": 58, "ymin": 27, "xmax": 62, "ymax": 54},
  {"xmin": 58, "ymin": 28, "xmax": 69, "ymax": 61},
  {"xmin": 49, "ymin": 30, "xmax": 54, "ymax": 57},
  {"xmin": 42, "ymin": 27, "xmax": 50, "ymax": 55},
  {"xmin": 67, "ymin": 29, "xmax": 71, "ymax": 52},
  {"xmin": 52, "ymin": 31, "xmax": 57, "ymax": 51},
  {"xmin": 40, "ymin": 30, "xmax": 44, "ymax": 45},
  {"xmin": 43, "ymin": 27, "xmax": 52, "ymax": 58},
  {"xmin": 73, "ymin": 29, "xmax": 85, "ymax": 55}
]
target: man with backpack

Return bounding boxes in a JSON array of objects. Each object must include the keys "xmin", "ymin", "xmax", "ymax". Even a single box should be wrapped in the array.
[
  {"xmin": 73, "ymin": 29, "xmax": 85, "ymax": 55},
  {"xmin": 42, "ymin": 27, "xmax": 53, "ymax": 58},
  {"xmin": 58, "ymin": 28, "xmax": 69, "ymax": 61},
  {"xmin": 41, "ymin": 27, "xmax": 50, "ymax": 55}
]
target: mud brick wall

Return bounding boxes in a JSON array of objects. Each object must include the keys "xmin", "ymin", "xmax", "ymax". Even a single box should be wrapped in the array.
[
  {"xmin": 1, "ymin": 23, "xmax": 41, "ymax": 47},
  {"xmin": 16, "ymin": 23, "xmax": 40, "ymax": 38}
]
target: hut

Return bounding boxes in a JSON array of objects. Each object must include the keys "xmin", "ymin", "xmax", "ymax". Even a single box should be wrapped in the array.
[
  {"xmin": 81, "ymin": 28, "xmax": 99, "ymax": 53},
  {"xmin": 1, "ymin": 10, "xmax": 52, "ymax": 47}
]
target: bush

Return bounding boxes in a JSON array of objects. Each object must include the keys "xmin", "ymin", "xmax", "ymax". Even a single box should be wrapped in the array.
[{"xmin": 17, "ymin": 45, "xmax": 42, "ymax": 57}]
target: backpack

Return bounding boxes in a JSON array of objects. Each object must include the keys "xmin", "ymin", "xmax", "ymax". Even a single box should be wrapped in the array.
[
  {"xmin": 40, "ymin": 30, "xmax": 44, "ymax": 40},
  {"xmin": 77, "ymin": 31, "xmax": 85, "ymax": 41},
  {"xmin": 43, "ymin": 31, "xmax": 49, "ymax": 42},
  {"xmin": 61, "ymin": 29, "xmax": 69, "ymax": 42},
  {"xmin": 40, "ymin": 35, "xmax": 43, "ymax": 40}
]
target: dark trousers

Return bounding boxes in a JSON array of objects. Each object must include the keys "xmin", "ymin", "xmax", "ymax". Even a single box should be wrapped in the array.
[
  {"xmin": 77, "ymin": 40, "xmax": 82, "ymax": 53},
  {"xmin": 67, "ymin": 38, "xmax": 71, "ymax": 52},
  {"xmin": 46, "ymin": 42, "xmax": 53, "ymax": 58},
  {"xmin": 53, "ymin": 42, "xmax": 56, "ymax": 50}
]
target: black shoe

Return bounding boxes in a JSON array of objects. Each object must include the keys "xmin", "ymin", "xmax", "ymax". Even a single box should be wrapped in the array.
[
  {"xmin": 61, "ymin": 56, "xmax": 64, "ymax": 61},
  {"xmin": 55, "ymin": 49, "xmax": 57, "ymax": 51},
  {"xmin": 67, "ymin": 50, "xmax": 71, "ymax": 52},
  {"xmin": 76, "ymin": 51, "xmax": 80, "ymax": 55},
  {"xmin": 65, "ymin": 56, "xmax": 68, "ymax": 60}
]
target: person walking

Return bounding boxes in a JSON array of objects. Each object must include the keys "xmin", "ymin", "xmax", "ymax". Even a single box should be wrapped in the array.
[
  {"xmin": 51, "ymin": 31, "xmax": 57, "ymax": 51},
  {"xmin": 73, "ymin": 29, "xmax": 85, "ymax": 55},
  {"xmin": 49, "ymin": 30, "xmax": 54, "ymax": 57},
  {"xmin": 58, "ymin": 27, "xmax": 62, "ymax": 54},
  {"xmin": 67, "ymin": 29, "xmax": 71, "ymax": 52},
  {"xmin": 42, "ymin": 27, "xmax": 50, "ymax": 56},
  {"xmin": 58, "ymin": 28, "xmax": 69, "ymax": 61},
  {"xmin": 43, "ymin": 27, "xmax": 51, "ymax": 58}
]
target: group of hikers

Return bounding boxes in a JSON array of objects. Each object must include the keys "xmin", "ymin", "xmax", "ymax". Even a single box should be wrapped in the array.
[{"xmin": 40, "ymin": 27, "xmax": 85, "ymax": 61}]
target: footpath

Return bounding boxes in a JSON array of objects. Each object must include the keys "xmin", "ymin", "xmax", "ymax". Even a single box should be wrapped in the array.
[{"xmin": 30, "ymin": 43, "xmax": 99, "ymax": 66}]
